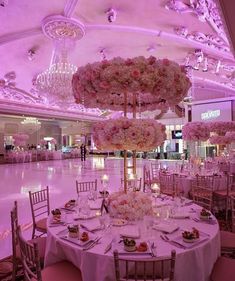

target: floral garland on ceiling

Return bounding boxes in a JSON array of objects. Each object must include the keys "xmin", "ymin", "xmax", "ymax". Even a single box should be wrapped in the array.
[
  {"xmin": 72, "ymin": 56, "xmax": 191, "ymax": 111},
  {"xmin": 93, "ymin": 117, "xmax": 166, "ymax": 151},
  {"xmin": 182, "ymin": 122, "xmax": 210, "ymax": 141}
]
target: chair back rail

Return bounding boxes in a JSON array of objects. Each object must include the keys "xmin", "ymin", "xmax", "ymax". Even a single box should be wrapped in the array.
[
  {"xmin": 76, "ymin": 179, "xmax": 97, "ymax": 193},
  {"xmin": 29, "ymin": 187, "xmax": 50, "ymax": 238},
  {"xmin": 17, "ymin": 226, "xmax": 42, "ymax": 281},
  {"xmin": 114, "ymin": 250, "xmax": 176, "ymax": 281}
]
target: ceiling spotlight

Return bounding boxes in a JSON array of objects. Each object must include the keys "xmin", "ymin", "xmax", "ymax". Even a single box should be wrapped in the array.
[
  {"xmin": 99, "ymin": 48, "xmax": 106, "ymax": 60},
  {"xmin": 0, "ymin": 0, "xmax": 8, "ymax": 7},
  {"xmin": 202, "ymin": 57, "xmax": 208, "ymax": 72},
  {"xmin": 215, "ymin": 60, "xmax": 221, "ymax": 74},
  {"xmin": 28, "ymin": 48, "xmax": 36, "ymax": 61},
  {"xmin": 106, "ymin": 8, "xmax": 117, "ymax": 23}
]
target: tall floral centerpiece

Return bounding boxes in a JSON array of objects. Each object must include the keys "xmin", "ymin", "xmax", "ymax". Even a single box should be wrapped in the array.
[
  {"xmin": 182, "ymin": 122, "xmax": 210, "ymax": 160},
  {"xmin": 72, "ymin": 56, "xmax": 191, "ymax": 193}
]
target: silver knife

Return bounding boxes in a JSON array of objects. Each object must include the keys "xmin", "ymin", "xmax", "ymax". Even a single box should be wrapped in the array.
[
  {"xmin": 83, "ymin": 237, "xmax": 102, "ymax": 251},
  {"xmin": 104, "ymin": 239, "xmax": 113, "ymax": 254}
]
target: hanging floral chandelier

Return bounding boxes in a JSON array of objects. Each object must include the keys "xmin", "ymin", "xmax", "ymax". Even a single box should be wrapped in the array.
[
  {"xmin": 93, "ymin": 117, "xmax": 166, "ymax": 151},
  {"xmin": 72, "ymin": 56, "xmax": 191, "ymax": 111}
]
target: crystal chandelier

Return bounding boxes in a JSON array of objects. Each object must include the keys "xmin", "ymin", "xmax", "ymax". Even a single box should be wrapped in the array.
[
  {"xmin": 21, "ymin": 117, "xmax": 41, "ymax": 134},
  {"xmin": 35, "ymin": 52, "xmax": 77, "ymax": 108}
]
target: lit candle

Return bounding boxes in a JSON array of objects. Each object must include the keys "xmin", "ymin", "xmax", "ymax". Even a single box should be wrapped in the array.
[
  {"xmin": 128, "ymin": 173, "xmax": 135, "ymax": 180},
  {"xmin": 152, "ymin": 183, "xmax": 160, "ymax": 194},
  {"xmin": 102, "ymin": 174, "xmax": 109, "ymax": 182}
]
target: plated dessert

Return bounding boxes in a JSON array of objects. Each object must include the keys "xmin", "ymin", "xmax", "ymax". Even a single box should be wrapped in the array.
[
  {"xmin": 123, "ymin": 239, "xmax": 148, "ymax": 252},
  {"xmin": 182, "ymin": 228, "xmax": 200, "ymax": 243},
  {"xmin": 65, "ymin": 199, "xmax": 76, "ymax": 208},
  {"xmin": 68, "ymin": 225, "xmax": 79, "ymax": 238},
  {"xmin": 123, "ymin": 238, "xmax": 136, "ymax": 252},
  {"xmin": 80, "ymin": 231, "xmax": 89, "ymax": 242},
  {"xmin": 200, "ymin": 208, "xmax": 211, "ymax": 220},
  {"xmin": 51, "ymin": 209, "xmax": 61, "ymax": 222}
]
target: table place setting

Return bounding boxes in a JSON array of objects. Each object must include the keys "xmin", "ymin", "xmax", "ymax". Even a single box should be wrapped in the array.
[{"xmin": 160, "ymin": 227, "xmax": 210, "ymax": 250}]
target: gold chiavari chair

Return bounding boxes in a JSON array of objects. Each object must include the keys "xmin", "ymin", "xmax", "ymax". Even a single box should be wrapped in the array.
[
  {"xmin": 191, "ymin": 175, "xmax": 215, "ymax": 211},
  {"xmin": 220, "ymin": 196, "xmax": 235, "ymax": 256},
  {"xmin": 159, "ymin": 172, "xmax": 178, "ymax": 197},
  {"xmin": 113, "ymin": 250, "xmax": 176, "ymax": 281},
  {"xmin": 11, "ymin": 201, "xmax": 46, "ymax": 280},
  {"xmin": 151, "ymin": 162, "xmax": 160, "ymax": 181},
  {"xmin": 76, "ymin": 179, "xmax": 98, "ymax": 194},
  {"xmin": 17, "ymin": 226, "xmax": 83, "ymax": 281},
  {"xmin": 213, "ymin": 174, "xmax": 235, "ymax": 221},
  {"xmin": 29, "ymin": 187, "xmax": 50, "ymax": 239}
]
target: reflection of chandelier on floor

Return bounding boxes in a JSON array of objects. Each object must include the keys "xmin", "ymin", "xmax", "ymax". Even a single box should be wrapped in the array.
[{"xmin": 35, "ymin": 15, "xmax": 85, "ymax": 108}]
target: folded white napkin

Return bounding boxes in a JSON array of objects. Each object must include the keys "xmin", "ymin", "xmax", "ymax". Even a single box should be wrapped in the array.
[
  {"xmin": 89, "ymin": 200, "xmax": 102, "ymax": 210},
  {"xmin": 120, "ymin": 226, "xmax": 140, "ymax": 238},
  {"xmin": 80, "ymin": 221, "xmax": 102, "ymax": 232},
  {"xmin": 153, "ymin": 222, "xmax": 179, "ymax": 234},
  {"xmin": 170, "ymin": 212, "xmax": 190, "ymax": 219}
]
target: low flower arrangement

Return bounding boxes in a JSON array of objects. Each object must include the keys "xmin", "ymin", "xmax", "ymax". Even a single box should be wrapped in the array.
[
  {"xmin": 108, "ymin": 191, "xmax": 153, "ymax": 221},
  {"xmin": 93, "ymin": 117, "xmax": 166, "ymax": 151},
  {"xmin": 225, "ymin": 132, "xmax": 235, "ymax": 143},
  {"xmin": 208, "ymin": 121, "xmax": 235, "ymax": 136},
  {"xmin": 72, "ymin": 56, "xmax": 191, "ymax": 111},
  {"xmin": 209, "ymin": 135, "xmax": 230, "ymax": 145},
  {"xmin": 13, "ymin": 133, "xmax": 29, "ymax": 146},
  {"xmin": 182, "ymin": 122, "xmax": 210, "ymax": 141}
]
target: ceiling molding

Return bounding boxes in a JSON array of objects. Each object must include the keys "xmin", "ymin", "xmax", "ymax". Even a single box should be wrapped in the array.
[
  {"xmin": 0, "ymin": 27, "xmax": 42, "ymax": 46},
  {"xmin": 86, "ymin": 24, "xmax": 234, "ymax": 61},
  {"xmin": 217, "ymin": 0, "xmax": 235, "ymax": 58}
]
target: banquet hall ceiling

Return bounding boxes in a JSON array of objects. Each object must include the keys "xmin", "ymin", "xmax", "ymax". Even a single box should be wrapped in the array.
[{"xmin": 0, "ymin": 0, "xmax": 235, "ymax": 119}]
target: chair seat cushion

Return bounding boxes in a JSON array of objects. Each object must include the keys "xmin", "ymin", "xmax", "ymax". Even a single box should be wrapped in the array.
[
  {"xmin": 16, "ymin": 237, "xmax": 46, "ymax": 260},
  {"xmin": 0, "ymin": 260, "xmax": 13, "ymax": 277},
  {"xmin": 211, "ymin": 257, "xmax": 235, "ymax": 281},
  {"xmin": 31, "ymin": 261, "xmax": 83, "ymax": 281},
  {"xmin": 220, "ymin": 230, "xmax": 235, "ymax": 248},
  {"xmin": 36, "ymin": 218, "xmax": 47, "ymax": 232},
  {"xmin": 213, "ymin": 190, "xmax": 227, "ymax": 197}
]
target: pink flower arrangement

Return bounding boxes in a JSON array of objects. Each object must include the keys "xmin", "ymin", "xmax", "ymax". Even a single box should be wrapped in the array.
[
  {"xmin": 208, "ymin": 121, "xmax": 235, "ymax": 136},
  {"xmin": 72, "ymin": 56, "xmax": 191, "ymax": 111},
  {"xmin": 40, "ymin": 139, "xmax": 47, "ymax": 145},
  {"xmin": 182, "ymin": 122, "xmax": 210, "ymax": 141},
  {"xmin": 93, "ymin": 117, "xmax": 166, "ymax": 151},
  {"xmin": 13, "ymin": 133, "xmax": 29, "ymax": 146},
  {"xmin": 50, "ymin": 138, "xmax": 57, "ymax": 145},
  {"xmin": 108, "ymin": 191, "xmax": 153, "ymax": 220},
  {"xmin": 225, "ymin": 132, "xmax": 235, "ymax": 143},
  {"xmin": 209, "ymin": 135, "xmax": 230, "ymax": 145}
]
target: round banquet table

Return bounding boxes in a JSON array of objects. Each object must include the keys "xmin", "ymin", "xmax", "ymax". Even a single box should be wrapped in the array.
[{"xmin": 44, "ymin": 197, "xmax": 220, "ymax": 281}]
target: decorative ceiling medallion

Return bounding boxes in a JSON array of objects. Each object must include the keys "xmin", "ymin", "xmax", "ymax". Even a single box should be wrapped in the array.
[
  {"xmin": 165, "ymin": 0, "xmax": 229, "ymax": 45},
  {"xmin": 174, "ymin": 26, "xmax": 229, "ymax": 53},
  {"xmin": 42, "ymin": 15, "xmax": 85, "ymax": 41}
]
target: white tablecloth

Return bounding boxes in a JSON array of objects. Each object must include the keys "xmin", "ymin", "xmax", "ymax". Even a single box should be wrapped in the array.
[{"xmin": 45, "ymin": 200, "xmax": 220, "ymax": 281}]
